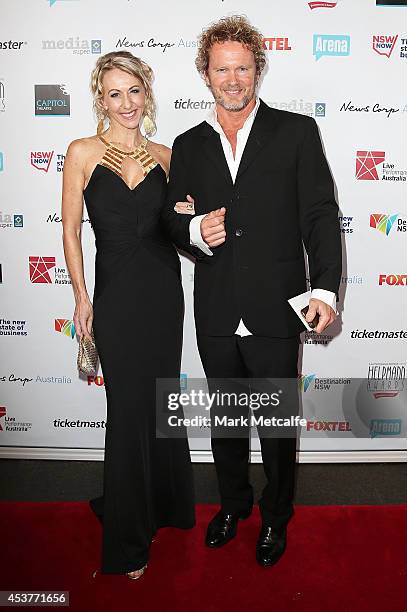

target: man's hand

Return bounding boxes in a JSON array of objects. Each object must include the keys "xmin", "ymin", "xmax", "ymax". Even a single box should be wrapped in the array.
[
  {"xmin": 201, "ymin": 207, "xmax": 226, "ymax": 247},
  {"xmin": 306, "ymin": 298, "xmax": 336, "ymax": 334}
]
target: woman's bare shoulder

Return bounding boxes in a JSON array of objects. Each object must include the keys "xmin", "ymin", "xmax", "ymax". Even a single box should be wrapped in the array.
[
  {"xmin": 66, "ymin": 135, "xmax": 101, "ymax": 157},
  {"xmin": 148, "ymin": 140, "xmax": 171, "ymax": 161}
]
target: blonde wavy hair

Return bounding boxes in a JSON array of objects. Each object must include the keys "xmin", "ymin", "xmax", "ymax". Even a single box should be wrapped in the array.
[
  {"xmin": 195, "ymin": 15, "xmax": 266, "ymax": 78},
  {"xmin": 90, "ymin": 51, "xmax": 157, "ymax": 136}
]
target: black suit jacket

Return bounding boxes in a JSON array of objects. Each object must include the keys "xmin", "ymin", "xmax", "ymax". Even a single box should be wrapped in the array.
[{"xmin": 161, "ymin": 99, "xmax": 342, "ymax": 338}]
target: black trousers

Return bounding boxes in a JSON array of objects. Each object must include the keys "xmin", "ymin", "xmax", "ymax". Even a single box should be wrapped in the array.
[{"xmin": 197, "ymin": 333, "xmax": 300, "ymax": 531}]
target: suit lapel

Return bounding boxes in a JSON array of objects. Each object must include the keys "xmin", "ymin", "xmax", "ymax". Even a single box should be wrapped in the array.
[
  {"xmin": 235, "ymin": 99, "xmax": 276, "ymax": 182},
  {"xmin": 200, "ymin": 123, "xmax": 233, "ymax": 187}
]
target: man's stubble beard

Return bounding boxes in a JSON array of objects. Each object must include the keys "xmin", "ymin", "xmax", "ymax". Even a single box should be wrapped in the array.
[{"xmin": 208, "ymin": 84, "xmax": 256, "ymax": 112}]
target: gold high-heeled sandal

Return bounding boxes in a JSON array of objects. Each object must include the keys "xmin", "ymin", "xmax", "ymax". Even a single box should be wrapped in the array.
[{"xmin": 126, "ymin": 563, "xmax": 147, "ymax": 580}]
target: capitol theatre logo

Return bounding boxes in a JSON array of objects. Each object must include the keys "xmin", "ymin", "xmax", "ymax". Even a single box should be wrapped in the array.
[
  {"xmin": 35, "ymin": 85, "xmax": 70, "ymax": 116},
  {"xmin": 29, "ymin": 256, "xmax": 55, "ymax": 283},
  {"xmin": 313, "ymin": 34, "xmax": 350, "ymax": 60},
  {"xmin": 356, "ymin": 151, "xmax": 385, "ymax": 180}
]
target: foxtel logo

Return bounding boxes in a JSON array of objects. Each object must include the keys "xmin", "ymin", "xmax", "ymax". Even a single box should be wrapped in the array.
[
  {"xmin": 372, "ymin": 35, "xmax": 398, "ymax": 58},
  {"xmin": 263, "ymin": 37, "xmax": 292, "ymax": 51},
  {"xmin": 31, "ymin": 151, "xmax": 54, "ymax": 172},
  {"xmin": 378, "ymin": 274, "xmax": 407, "ymax": 286}
]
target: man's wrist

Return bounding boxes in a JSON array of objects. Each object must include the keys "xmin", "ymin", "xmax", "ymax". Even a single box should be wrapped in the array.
[{"xmin": 189, "ymin": 214, "xmax": 213, "ymax": 256}]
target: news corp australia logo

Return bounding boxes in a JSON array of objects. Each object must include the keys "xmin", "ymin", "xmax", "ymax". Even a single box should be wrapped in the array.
[{"xmin": 313, "ymin": 34, "xmax": 350, "ymax": 60}]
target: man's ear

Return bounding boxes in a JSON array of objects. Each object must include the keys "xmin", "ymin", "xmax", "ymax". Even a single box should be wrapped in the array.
[{"xmin": 204, "ymin": 72, "xmax": 210, "ymax": 88}]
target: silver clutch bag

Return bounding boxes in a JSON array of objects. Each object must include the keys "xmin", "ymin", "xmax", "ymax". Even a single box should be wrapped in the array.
[{"xmin": 77, "ymin": 329, "xmax": 99, "ymax": 376}]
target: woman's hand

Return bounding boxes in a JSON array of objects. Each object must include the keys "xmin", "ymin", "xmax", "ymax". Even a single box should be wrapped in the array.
[
  {"xmin": 174, "ymin": 194, "xmax": 195, "ymax": 215},
  {"xmin": 74, "ymin": 298, "xmax": 93, "ymax": 341}
]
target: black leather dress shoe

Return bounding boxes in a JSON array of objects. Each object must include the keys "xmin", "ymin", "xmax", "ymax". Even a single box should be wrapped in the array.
[
  {"xmin": 205, "ymin": 508, "xmax": 252, "ymax": 548},
  {"xmin": 256, "ymin": 525, "xmax": 287, "ymax": 567}
]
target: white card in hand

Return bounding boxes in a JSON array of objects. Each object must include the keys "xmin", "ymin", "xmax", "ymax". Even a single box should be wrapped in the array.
[{"xmin": 288, "ymin": 291, "xmax": 313, "ymax": 331}]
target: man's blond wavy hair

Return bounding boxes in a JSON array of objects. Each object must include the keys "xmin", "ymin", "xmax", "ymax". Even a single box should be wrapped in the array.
[
  {"xmin": 195, "ymin": 15, "xmax": 266, "ymax": 78},
  {"xmin": 90, "ymin": 51, "xmax": 156, "ymax": 136}
]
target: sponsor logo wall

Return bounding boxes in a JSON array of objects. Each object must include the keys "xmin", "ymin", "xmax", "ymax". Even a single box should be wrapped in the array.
[{"xmin": 0, "ymin": 0, "xmax": 406, "ymax": 460}]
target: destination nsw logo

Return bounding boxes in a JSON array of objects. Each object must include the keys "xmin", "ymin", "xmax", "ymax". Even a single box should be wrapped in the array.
[
  {"xmin": 54, "ymin": 319, "xmax": 75, "ymax": 338},
  {"xmin": 370, "ymin": 213, "xmax": 407, "ymax": 235},
  {"xmin": 299, "ymin": 374, "xmax": 350, "ymax": 392}
]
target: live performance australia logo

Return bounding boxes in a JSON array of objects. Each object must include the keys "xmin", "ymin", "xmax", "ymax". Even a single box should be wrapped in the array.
[
  {"xmin": 367, "ymin": 362, "xmax": 405, "ymax": 399},
  {"xmin": 41, "ymin": 37, "xmax": 101, "ymax": 55},
  {"xmin": 355, "ymin": 151, "xmax": 406, "ymax": 182},
  {"xmin": 29, "ymin": 256, "xmax": 71, "ymax": 285},
  {"xmin": 372, "ymin": 34, "xmax": 407, "ymax": 59},
  {"xmin": 35, "ymin": 85, "xmax": 70, "ymax": 116},
  {"xmin": 0, "ymin": 407, "xmax": 32, "ymax": 434}
]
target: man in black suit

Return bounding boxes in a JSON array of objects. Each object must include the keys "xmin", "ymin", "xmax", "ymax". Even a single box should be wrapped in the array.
[{"xmin": 162, "ymin": 15, "xmax": 341, "ymax": 567}]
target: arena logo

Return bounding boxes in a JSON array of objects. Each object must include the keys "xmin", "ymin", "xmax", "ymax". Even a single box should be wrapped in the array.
[
  {"xmin": 0, "ymin": 213, "xmax": 23, "ymax": 229},
  {"xmin": 340, "ymin": 101, "xmax": 400, "ymax": 119},
  {"xmin": 0, "ymin": 152, "xmax": 3, "ymax": 171},
  {"xmin": 262, "ymin": 37, "xmax": 292, "ymax": 51},
  {"xmin": 29, "ymin": 256, "xmax": 55, "ymax": 283},
  {"xmin": 373, "ymin": 34, "xmax": 398, "ymax": 58},
  {"xmin": 0, "ymin": 407, "xmax": 32, "ymax": 433},
  {"xmin": 370, "ymin": 419, "xmax": 402, "ymax": 438},
  {"xmin": 35, "ymin": 84, "xmax": 70, "ymax": 116},
  {"xmin": 174, "ymin": 99, "xmax": 215, "ymax": 110},
  {"xmin": 308, "ymin": 1, "xmax": 338, "ymax": 8},
  {"xmin": 303, "ymin": 331, "xmax": 333, "ymax": 345},
  {"xmin": 267, "ymin": 99, "xmax": 326, "ymax": 118},
  {"xmin": 305, "ymin": 420, "xmax": 351, "ymax": 432},
  {"xmin": 339, "ymin": 216, "xmax": 354, "ymax": 234},
  {"xmin": 41, "ymin": 38, "xmax": 101, "ymax": 55},
  {"xmin": 378, "ymin": 273, "xmax": 407, "ymax": 286},
  {"xmin": 53, "ymin": 418, "xmax": 106, "ymax": 429},
  {"xmin": 0, "ymin": 40, "xmax": 27, "ymax": 50},
  {"xmin": 0, "ymin": 79, "xmax": 5, "ymax": 112},
  {"xmin": 54, "ymin": 319, "xmax": 76, "ymax": 339},
  {"xmin": 116, "ymin": 36, "xmax": 175, "ymax": 53},
  {"xmin": 313, "ymin": 34, "xmax": 350, "ymax": 61},
  {"xmin": 351, "ymin": 329, "xmax": 407, "ymax": 339},
  {"xmin": 367, "ymin": 362, "xmax": 405, "ymax": 398}
]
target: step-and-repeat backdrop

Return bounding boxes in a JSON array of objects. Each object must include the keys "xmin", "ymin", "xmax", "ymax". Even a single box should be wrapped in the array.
[{"xmin": 1, "ymin": 0, "xmax": 406, "ymax": 461}]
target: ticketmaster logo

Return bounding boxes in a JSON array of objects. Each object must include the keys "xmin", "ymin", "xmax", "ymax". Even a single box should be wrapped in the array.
[{"xmin": 313, "ymin": 34, "xmax": 350, "ymax": 60}]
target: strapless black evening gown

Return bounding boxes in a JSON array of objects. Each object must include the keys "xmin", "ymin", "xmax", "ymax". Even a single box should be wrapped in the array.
[{"xmin": 83, "ymin": 138, "xmax": 195, "ymax": 574}]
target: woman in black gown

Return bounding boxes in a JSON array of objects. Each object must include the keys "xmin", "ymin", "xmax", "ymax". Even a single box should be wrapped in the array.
[{"xmin": 62, "ymin": 51, "xmax": 195, "ymax": 579}]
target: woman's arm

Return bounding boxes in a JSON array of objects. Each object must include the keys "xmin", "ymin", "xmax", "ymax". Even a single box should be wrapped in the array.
[{"xmin": 61, "ymin": 140, "xmax": 93, "ymax": 340}]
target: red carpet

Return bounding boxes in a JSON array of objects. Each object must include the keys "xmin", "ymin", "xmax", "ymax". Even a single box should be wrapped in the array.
[{"xmin": 1, "ymin": 502, "xmax": 406, "ymax": 612}]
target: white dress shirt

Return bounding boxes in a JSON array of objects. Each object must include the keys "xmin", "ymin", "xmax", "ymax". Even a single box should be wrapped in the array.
[{"xmin": 189, "ymin": 97, "xmax": 336, "ymax": 335}]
